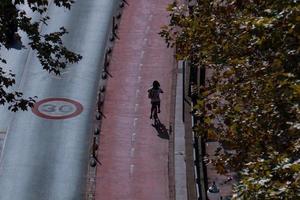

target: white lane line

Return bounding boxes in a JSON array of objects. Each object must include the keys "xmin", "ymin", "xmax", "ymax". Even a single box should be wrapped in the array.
[
  {"xmin": 138, "ymin": 76, "xmax": 142, "ymax": 83},
  {"xmin": 139, "ymin": 64, "xmax": 143, "ymax": 71},
  {"xmin": 143, "ymin": 38, "xmax": 148, "ymax": 45},
  {"xmin": 134, "ymin": 104, "xmax": 139, "ymax": 112},
  {"xmin": 149, "ymin": 14, "xmax": 153, "ymax": 21},
  {"xmin": 133, "ymin": 118, "xmax": 138, "ymax": 128},
  {"xmin": 136, "ymin": 89, "xmax": 140, "ymax": 98},
  {"xmin": 130, "ymin": 148, "xmax": 135, "ymax": 157},
  {"xmin": 145, "ymin": 26, "xmax": 150, "ymax": 34},
  {"xmin": 130, "ymin": 164, "xmax": 134, "ymax": 175},
  {"xmin": 131, "ymin": 132, "xmax": 136, "ymax": 144},
  {"xmin": 140, "ymin": 51, "xmax": 145, "ymax": 59}
]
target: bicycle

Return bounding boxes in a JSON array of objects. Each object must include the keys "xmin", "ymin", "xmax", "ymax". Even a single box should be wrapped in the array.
[{"xmin": 152, "ymin": 104, "xmax": 160, "ymax": 125}]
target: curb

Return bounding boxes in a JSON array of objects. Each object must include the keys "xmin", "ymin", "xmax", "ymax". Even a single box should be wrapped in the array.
[{"xmin": 168, "ymin": 55, "xmax": 178, "ymax": 200}]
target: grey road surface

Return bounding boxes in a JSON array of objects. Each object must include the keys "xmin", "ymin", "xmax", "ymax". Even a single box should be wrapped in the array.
[{"xmin": 0, "ymin": 0, "xmax": 119, "ymax": 199}]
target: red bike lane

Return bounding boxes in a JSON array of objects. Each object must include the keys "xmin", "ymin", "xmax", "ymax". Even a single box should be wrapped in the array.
[{"xmin": 95, "ymin": 0, "xmax": 175, "ymax": 200}]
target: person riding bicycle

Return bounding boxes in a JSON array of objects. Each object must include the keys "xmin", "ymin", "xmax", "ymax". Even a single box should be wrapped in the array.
[{"xmin": 148, "ymin": 80, "xmax": 163, "ymax": 119}]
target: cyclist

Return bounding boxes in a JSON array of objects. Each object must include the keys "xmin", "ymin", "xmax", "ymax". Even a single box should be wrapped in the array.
[{"xmin": 148, "ymin": 80, "xmax": 163, "ymax": 119}]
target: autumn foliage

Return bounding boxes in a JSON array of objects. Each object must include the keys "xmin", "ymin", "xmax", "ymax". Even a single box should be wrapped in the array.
[{"xmin": 160, "ymin": 0, "xmax": 300, "ymax": 198}]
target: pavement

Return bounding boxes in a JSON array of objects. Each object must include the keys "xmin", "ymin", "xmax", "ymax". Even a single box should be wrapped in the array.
[
  {"xmin": 205, "ymin": 69, "xmax": 236, "ymax": 199},
  {"xmin": 206, "ymin": 141, "xmax": 236, "ymax": 199},
  {"xmin": 174, "ymin": 63, "xmax": 188, "ymax": 200},
  {"xmin": 94, "ymin": 0, "xmax": 178, "ymax": 199}
]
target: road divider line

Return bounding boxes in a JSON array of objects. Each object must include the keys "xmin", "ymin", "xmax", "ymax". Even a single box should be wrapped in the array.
[
  {"xmin": 148, "ymin": 14, "xmax": 153, "ymax": 21},
  {"xmin": 130, "ymin": 164, "xmax": 134, "ymax": 175},
  {"xmin": 134, "ymin": 104, "xmax": 139, "ymax": 112},
  {"xmin": 143, "ymin": 38, "xmax": 148, "ymax": 45},
  {"xmin": 133, "ymin": 118, "xmax": 138, "ymax": 128},
  {"xmin": 145, "ymin": 26, "xmax": 150, "ymax": 34},
  {"xmin": 131, "ymin": 133, "xmax": 136, "ymax": 145},
  {"xmin": 130, "ymin": 148, "xmax": 135, "ymax": 157},
  {"xmin": 140, "ymin": 51, "xmax": 145, "ymax": 59},
  {"xmin": 136, "ymin": 89, "xmax": 140, "ymax": 98}
]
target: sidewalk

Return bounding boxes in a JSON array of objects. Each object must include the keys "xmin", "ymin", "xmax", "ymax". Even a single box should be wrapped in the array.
[
  {"xmin": 174, "ymin": 63, "xmax": 188, "ymax": 200},
  {"xmin": 94, "ymin": 1, "xmax": 176, "ymax": 199},
  {"xmin": 205, "ymin": 69, "xmax": 236, "ymax": 199}
]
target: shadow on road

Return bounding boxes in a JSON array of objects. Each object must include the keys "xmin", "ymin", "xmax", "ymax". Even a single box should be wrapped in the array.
[
  {"xmin": 7, "ymin": 37, "xmax": 24, "ymax": 50},
  {"xmin": 10, "ymin": 40, "xmax": 24, "ymax": 50},
  {"xmin": 152, "ymin": 118, "xmax": 169, "ymax": 140}
]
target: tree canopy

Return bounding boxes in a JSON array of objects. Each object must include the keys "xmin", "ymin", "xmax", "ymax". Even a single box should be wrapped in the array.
[
  {"xmin": 161, "ymin": 0, "xmax": 300, "ymax": 198},
  {"xmin": 0, "ymin": 0, "xmax": 81, "ymax": 111}
]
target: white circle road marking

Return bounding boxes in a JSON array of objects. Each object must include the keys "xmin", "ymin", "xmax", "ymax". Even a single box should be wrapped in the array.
[{"xmin": 32, "ymin": 98, "xmax": 83, "ymax": 120}]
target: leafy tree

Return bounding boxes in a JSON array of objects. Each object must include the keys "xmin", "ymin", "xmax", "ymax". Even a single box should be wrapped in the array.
[
  {"xmin": 161, "ymin": 0, "xmax": 300, "ymax": 198},
  {"xmin": 0, "ymin": 0, "xmax": 81, "ymax": 111}
]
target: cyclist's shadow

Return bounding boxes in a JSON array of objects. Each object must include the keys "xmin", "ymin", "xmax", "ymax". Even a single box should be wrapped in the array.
[{"xmin": 151, "ymin": 118, "xmax": 169, "ymax": 140}]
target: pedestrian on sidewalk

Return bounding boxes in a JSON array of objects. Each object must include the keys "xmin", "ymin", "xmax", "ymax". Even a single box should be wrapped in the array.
[{"xmin": 148, "ymin": 80, "xmax": 163, "ymax": 119}]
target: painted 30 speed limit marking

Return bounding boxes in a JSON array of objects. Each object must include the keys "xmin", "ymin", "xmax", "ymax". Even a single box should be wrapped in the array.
[{"xmin": 32, "ymin": 98, "xmax": 83, "ymax": 120}]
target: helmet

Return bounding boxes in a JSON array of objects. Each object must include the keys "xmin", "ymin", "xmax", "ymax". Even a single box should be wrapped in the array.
[{"xmin": 153, "ymin": 80, "xmax": 160, "ymax": 89}]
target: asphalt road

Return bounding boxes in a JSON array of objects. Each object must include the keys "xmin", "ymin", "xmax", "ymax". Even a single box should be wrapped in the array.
[
  {"xmin": 94, "ymin": 0, "xmax": 174, "ymax": 199},
  {"xmin": 0, "ymin": 0, "xmax": 119, "ymax": 199}
]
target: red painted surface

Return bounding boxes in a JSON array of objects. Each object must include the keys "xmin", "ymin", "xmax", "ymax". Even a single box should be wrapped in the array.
[
  {"xmin": 95, "ymin": 0, "xmax": 175, "ymax": 199},
  {"xmin": 32, "ymin": 98, "xmax": 83, "ymax": 120}
]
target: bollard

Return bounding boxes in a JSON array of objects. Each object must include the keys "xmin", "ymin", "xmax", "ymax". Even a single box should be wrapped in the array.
[
  {"xmin": 112, "ymin": 17, "xmax": 116, "ymax": 31},
  {"xmin": 106, "ymin": 47, "xmax": 112, "ymax": 55},
  {"xmin": 111, "ymin": 17, "xmax": 120, "ymax": 41},
  {"xmin": 97, "ymin": 98, "xmax": 102, "ymax": 112},
  {"xmin": 100, "ymin": 85, "xmax": 105, "ymax": 93},
  {"xmin": 96, "ymin": 112, "xmax": 101, "ymax": 120},
  {"xmin": 92, "ymin": 137, "xmax": 98, "ymax": 151},
  {"xmin": 103, "ymin": 51, "xmax": 113, "ymax": 78},
  {"xmin": 94, "ymin": 128, "xmax": 100, "ymax": 135},
  {"xmin": 98, "ymin": 93, "xmax": 104, "ymax": 107},
  {"xmin": 109, "ymin": 35, "xmax": 115, "ymax": 42},
  {"xmin": 90, "ymin": 157, "xmax": 97, "ymax": 167},
  {"xmin": 104, "ymin": 60, "xmax": 109, "ymax": 69},
  {"xmin": 116, "ymin": 12, "xmax": 122, "ymax": 19},
  {"xmin": 102, "ymin": 71, "xmax": 107, "ymax": 79},
  {"xmin": 121, "ymin": 0, "xmax": 129, "ymax": 5},
  {"xmin": 110, "ymin": 17, "xmax": 116, "ymax": 41},
  {"xmin": 96, "ymin": 111, "xmax": 106, "ymax": 120},
  {"xmin": 90, "ymin": 137, "xmax": 101, "ymax": 166},
  {"xmin": 113, "ymin": 17, "xmax": 118, "ymax": 30},
  {"xmin": 104, "ymin": 52, "xmax": 109, "ymax": 70},
  {"xmin": 99, "ymin": 111, "xmax": 106, "ymax": 119}
]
